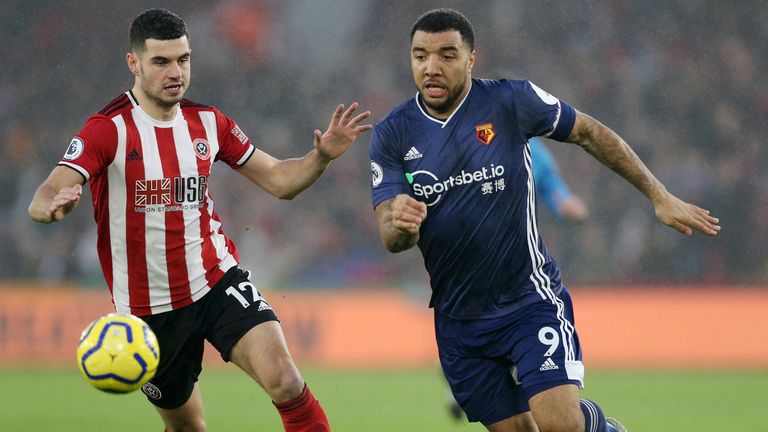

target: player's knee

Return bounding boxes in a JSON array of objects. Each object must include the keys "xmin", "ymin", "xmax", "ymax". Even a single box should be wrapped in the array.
[{"xmin": 263, "ymin": 366, "xmax": 305, "ymax": 403}]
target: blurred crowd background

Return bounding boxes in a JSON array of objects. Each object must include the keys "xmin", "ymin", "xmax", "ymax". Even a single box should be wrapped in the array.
[{"xmin": 1, "ymin": 0, "xmax": 765, "ymax": 292}]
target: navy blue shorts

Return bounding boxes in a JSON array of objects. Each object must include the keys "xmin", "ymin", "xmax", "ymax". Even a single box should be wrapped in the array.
[
  {"xmin": 436, "ymin": 286, "xmax": 584, "ymax": 425},
  {"xmin": 140, "ymin": 267, "xmax": 279, "ymax": 409}
]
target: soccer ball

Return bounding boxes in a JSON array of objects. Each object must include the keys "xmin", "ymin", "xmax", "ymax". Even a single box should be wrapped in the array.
[{"xmin": 76, "ymin": 313, "xmax": 160, "ymax": 393}]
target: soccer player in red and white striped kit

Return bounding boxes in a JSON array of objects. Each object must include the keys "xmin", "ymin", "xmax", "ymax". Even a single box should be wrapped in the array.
[{"xmin": 28, "ymin": 8, "xmax": 371, "ymax": 432}]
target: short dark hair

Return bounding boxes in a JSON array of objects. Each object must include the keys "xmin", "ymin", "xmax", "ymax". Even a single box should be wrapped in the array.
[
  {"xmin": 410, "ymin": 8, "xmax": 475, "ymax": 51},
  {"xmin": 130, "ymin": 9, "xmax": 188, "ymax": 52}
]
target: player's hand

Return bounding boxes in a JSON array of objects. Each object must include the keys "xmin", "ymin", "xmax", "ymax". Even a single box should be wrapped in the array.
[
  {"xmin": 557, "ymin": 196, "xmax": 588, "ymax": 222},
  {"xmin": 653, "ymin": 192, "xmax": 720, "ymax": 236},
  {"xmin": 313, "ymin": 103, "xmax": 372, "ymax": 161},
  {"xmin": 48, "ymin": 184, "xmax": 82, "ymax": 222},
  {"xmin": 391, "ymin": 194, "xmax": 427, "ymax": 235}
]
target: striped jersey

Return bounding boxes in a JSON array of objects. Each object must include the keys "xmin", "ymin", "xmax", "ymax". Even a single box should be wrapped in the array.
[
  {"xmin": 369, "ymin": 78, "xmax": 576, "ymax": 319},
  {"xmin": 60, "ymin": 91, "xmax": 254, "ymax": 316}
]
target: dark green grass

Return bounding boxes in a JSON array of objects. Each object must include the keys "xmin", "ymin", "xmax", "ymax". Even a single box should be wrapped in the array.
[{"xmin": 0, "ymin": 367, "xmax": 766, "ymax": 431}]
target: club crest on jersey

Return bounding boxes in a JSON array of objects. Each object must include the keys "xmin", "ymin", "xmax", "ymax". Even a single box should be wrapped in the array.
[
  {"xmin": 142, "ymin": 382, "xmax": 162, "ymax": 400},
  {"xmin": 192, "ymin": 138, "xmax": 211, "ymax": 160},
  {"xmin": 64, "ymin": 137, "xmax": 84, "ymax": 160},
  {"xmin": 475, "ymin": 123, "xmax": 495, "ymax": 145}
]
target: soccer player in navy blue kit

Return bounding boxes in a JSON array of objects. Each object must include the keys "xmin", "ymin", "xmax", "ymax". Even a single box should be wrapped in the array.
[
  {"xmin": 445, "ymin": 136, "xmax": 587, "ymax": 422},
  {"xmin": 369, "ymin": 9, "xmax": 720, "ymax": 432}
]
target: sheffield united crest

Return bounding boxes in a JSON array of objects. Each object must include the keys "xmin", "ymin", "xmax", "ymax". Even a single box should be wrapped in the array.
[
  {"xmin": 475, "ymin": 123, "xmax": 495, "ymax": 145},
  {"xmin": 192, "ymin": 138, "xmax": 211, "ymax": 160}
]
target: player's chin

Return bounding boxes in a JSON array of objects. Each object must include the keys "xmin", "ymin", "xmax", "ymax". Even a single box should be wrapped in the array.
[
  {"xmin": 422, "ymin": 97, "xmax": 451, "ymax": 114},
  {"xmin": 159, "ymin": 94, "xmax": 185, "ymax": 107}
]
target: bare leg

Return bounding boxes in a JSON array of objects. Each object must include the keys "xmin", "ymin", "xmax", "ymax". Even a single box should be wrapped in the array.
[
  {"xmin": 154, "ymin": 382, "xmax": 206, "ymax": 432},
  {"xmin": 228, "ymin": 320, "xmax": 305, "ymax": 403},
  {"xmin": 528, "ymin": 384, "xmax": 583, "ymax": 432},
  {"xmin": 485, "ymin": 411, "xmax": 539, "ymax": 432}
]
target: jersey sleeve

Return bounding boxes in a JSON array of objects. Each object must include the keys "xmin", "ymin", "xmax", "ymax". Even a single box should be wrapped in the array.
[
  {"xmin": 369, "ymin": 121, "xmax": 411, "ymax": 209},
  {"xmin": 214, "ymin": 109, "xmax": 255, "ymax": 169},
  {"xmin": 58, "ymin": 115, "xmax": 118, "ymax": 182},
  {"xmin": 508, "ymin": 80, "xmax": 576, "ymax": 142},
  {"xmin": 529, "ymin": 137, "xmax": 573, "ymax": 217}
]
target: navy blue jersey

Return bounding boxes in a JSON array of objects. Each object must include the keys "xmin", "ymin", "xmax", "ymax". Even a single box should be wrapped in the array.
[{"xmin": 370, "ymin": 78, "xmax": 576, "ymax": 319}]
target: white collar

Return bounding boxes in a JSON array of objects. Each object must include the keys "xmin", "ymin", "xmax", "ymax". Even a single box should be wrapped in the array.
[
  {"xmin": 414, "ymin": 80, "xmax": 473, "ymax": 128},
  {"xmin": 126, "ymin": 90, "xmax": 182, "ymax": 128}
]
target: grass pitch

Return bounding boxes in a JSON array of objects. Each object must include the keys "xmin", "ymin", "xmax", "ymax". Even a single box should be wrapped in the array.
[{"xmin": 0, "ymin": 367, "xmax": 766, "ymax": 431}]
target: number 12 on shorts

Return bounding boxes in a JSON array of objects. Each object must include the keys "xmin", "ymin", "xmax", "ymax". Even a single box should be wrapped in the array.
[{"xmin": 226, "ymin": 281, "xmax": 270, "ymax": 310}]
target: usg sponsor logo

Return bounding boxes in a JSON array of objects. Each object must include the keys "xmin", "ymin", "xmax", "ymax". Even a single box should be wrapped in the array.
[
  {"xmin": 408, "ymin": 164, "xmax": 505, "ymax": 206},
  {"xmin": 134, "ymin": 175, "xmax": 208, "ymax": 212}
]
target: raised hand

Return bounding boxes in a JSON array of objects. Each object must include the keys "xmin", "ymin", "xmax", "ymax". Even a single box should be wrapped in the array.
[{"xmin": 313, "ymin": 103, "xmax": 372, "ymax": 160}]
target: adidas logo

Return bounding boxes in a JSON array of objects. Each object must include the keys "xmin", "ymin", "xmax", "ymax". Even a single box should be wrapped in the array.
[
  {"xmin": 127, "ymin": 149, "xmax": 143, "ymax": 161},
  {"xmin": 404, "ymin": 146, "xmax": 423, "ymax": 161},
  {"xmin": 539, "ymin": 358, "xmax": 559, "ymax": 371}
]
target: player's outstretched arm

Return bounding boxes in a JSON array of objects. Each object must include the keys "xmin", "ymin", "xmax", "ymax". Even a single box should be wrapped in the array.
[
  {"xmin": 28, "ymin": 166, "xmax": 85, "ymax": 223},
  {"xmin": 374, "ymin": 194, "xmax": 427, "ymax": 253},
  {"xmin": 237, "ymin": 103, "xmax": 371, "ymax": 199},
  {"xmin": 566, "ymin": 110, "xmax": 720, "ymax": 236}
]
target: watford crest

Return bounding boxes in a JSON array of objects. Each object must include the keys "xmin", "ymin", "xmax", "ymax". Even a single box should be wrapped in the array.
[{"xmin": 475, "ymin": 123, "xmax": 495, "ymax": 145}]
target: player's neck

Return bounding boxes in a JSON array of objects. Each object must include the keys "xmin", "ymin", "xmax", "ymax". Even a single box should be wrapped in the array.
[{"xmin": 131, "ymin": 86, "xmax": 178, "ymax": 122}]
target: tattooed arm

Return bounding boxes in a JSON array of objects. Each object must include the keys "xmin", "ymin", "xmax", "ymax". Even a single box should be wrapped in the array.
[{"xmin": 566, "ymin": 111, "xmax": 720, "ymax": 236}]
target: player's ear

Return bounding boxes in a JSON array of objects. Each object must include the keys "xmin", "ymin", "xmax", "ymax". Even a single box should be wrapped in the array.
[
  {"xmin": 467, "ymin": 50, "xmax": 476, "ymax": 73},
  {"xmin": 126, "ymin": 52, "xmax": 140, "ymax": 77}
]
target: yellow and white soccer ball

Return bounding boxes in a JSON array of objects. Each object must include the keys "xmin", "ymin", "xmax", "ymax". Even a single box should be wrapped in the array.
[{"xmin": 76, "ymin": 313, "xmax": 160, "ymax": 393}]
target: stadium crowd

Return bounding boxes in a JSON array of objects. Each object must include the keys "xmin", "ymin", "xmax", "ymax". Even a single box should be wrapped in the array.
[{"xmin": 2, "ymin": 0, "xmax": 766, "ymax": 289}]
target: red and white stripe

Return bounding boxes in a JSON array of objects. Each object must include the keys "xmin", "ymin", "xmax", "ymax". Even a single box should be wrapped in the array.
[{"xmin": 63, "ymin": 92, "xmax": 251, "ymax": 315}]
